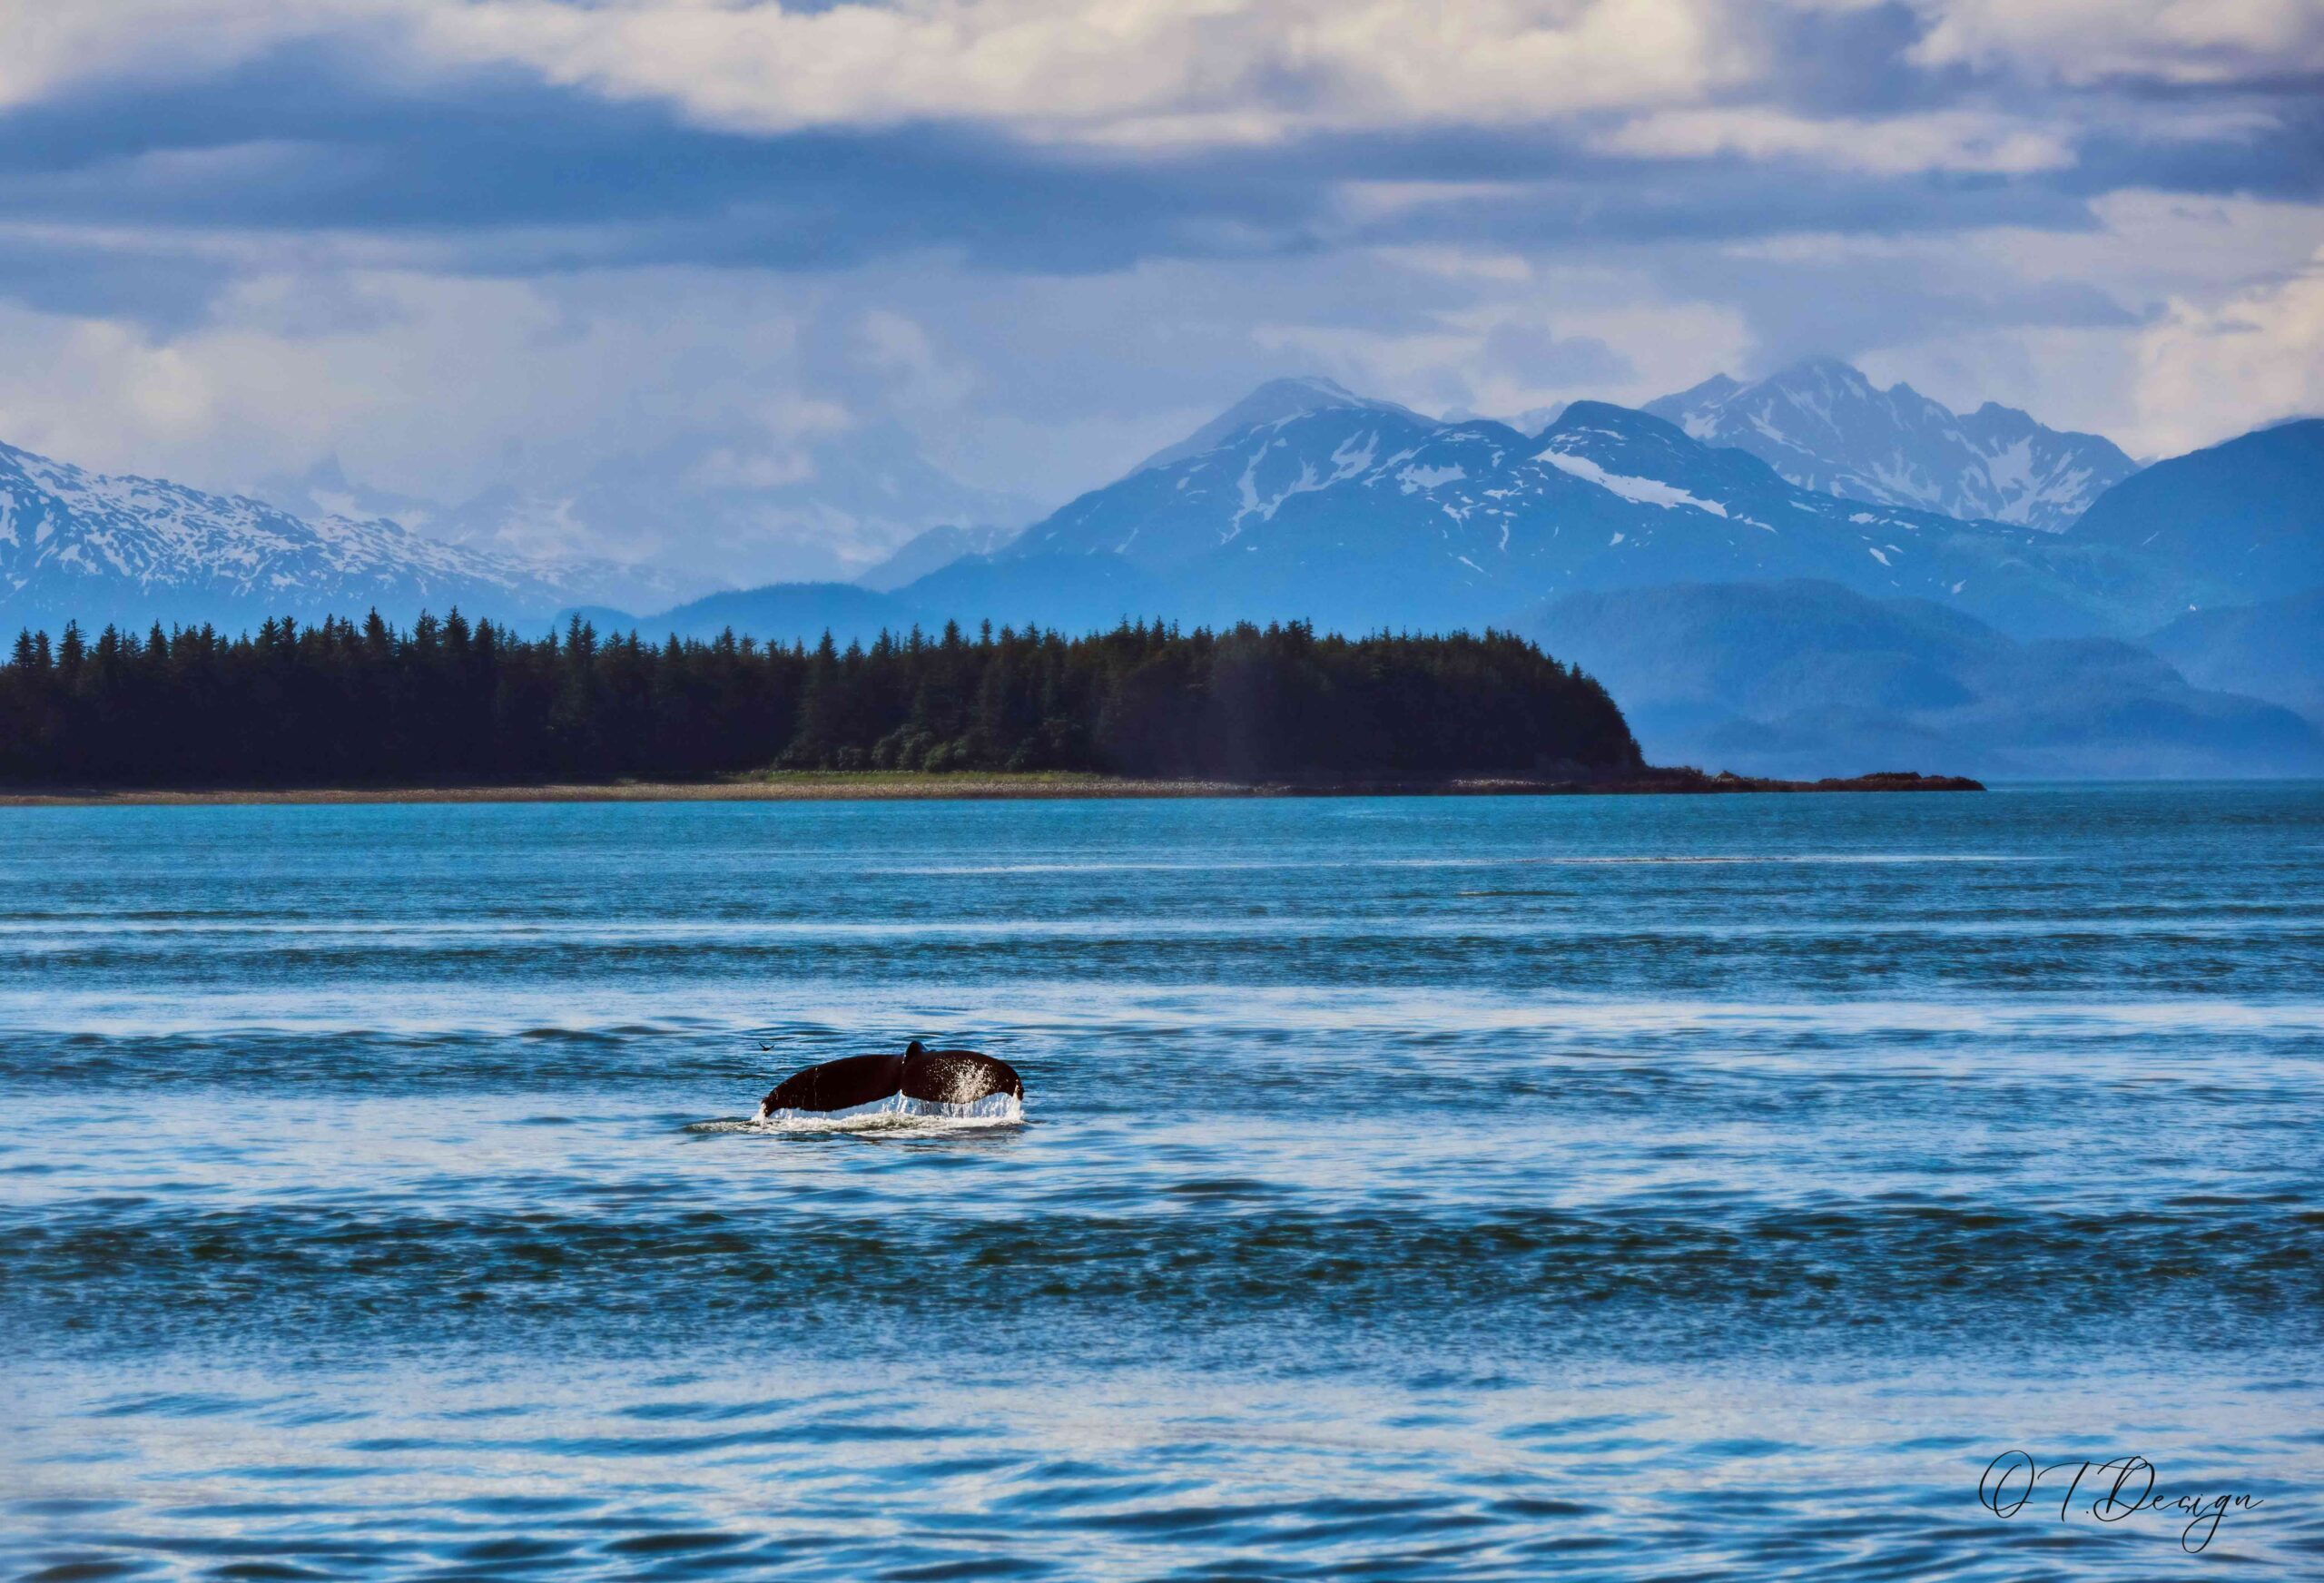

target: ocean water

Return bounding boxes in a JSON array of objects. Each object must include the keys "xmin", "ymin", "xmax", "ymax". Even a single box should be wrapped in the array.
[{"xmin": 3, "ymin": 785, "xmax": 2319, "ymax": 1579}]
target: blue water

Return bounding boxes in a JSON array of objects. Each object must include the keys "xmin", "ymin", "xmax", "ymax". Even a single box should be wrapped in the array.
[{"xmin": 4, "ymin": 786, "xmax": 2319, "ymax": 1579}]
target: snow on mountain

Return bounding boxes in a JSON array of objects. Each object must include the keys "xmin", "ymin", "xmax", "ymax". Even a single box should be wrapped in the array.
[
  {"xmin": 986, "ymin": 385, "xmax": 2178, "ymax": 638},
  {"xmin": 1643, "ymin": 357, "xmax": 2136, "ymax": 532},
  {"xmin": 1019, "ymin": 388, "xmax": 1445, "ymax": 572},
  {"xmin": 0, "ymin": 438, "xmax": 680, "ymax": 632},
  {"xmin": 1132, "ymin": 376, "xmax": 1433, "ymax": 475}
]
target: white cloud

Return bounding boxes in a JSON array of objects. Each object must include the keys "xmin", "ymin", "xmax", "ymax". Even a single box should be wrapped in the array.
[
  {"xmin": 1, "ymin": 0, "xmax": 1745, "ymax": 143},
  {"xmin": 1737, "ymin": 193, "xmax": 2324, "ymax": 303},
  {"xmin": 1254, "ymin": 270, "xmax": 1750, "ymax": 420},
  {"xmin": 1743, "ymin": 194, "xmax": 2324, "ymax": 457},
  {"xmin": 1455, "ymin": 296, "xmax": 1751, "ymax": 415},
  {"xmin": 0, "ymin": 269, "xmax": 816, "ymax": 500},
  {"xmin": 0, "ymin": 0, "xmax": 2294, "ymax": 168},
  {"xmin": 2134, "ymin": 249, "xmax": 2324, "ymax": 457},
  {"xmin": 407, "ymin": 0, "xmax": 1749, "ymax": 143},
  {"xmin": 1909, "ymin": 0, "xmax": 2324, "ymax": 85},
  {"xmin": 1364, "ymin": 244, "xmax": 1536, "ymax": 284},
  {"xmin": 1595, "ymin": 107, "xmax": 2074, "ymax": 174},
  {"xmin": 0, "ymin": 1, "xmax": 361, "ymax": 108},
  {"xmin": 855, "ymin": 308, "xmax": 979, "ymax": 412}
]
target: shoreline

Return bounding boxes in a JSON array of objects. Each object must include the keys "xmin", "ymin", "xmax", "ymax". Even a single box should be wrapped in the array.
[{"xmin": 0, "ymin": 770, "xmax": 1983, "ymax": 807}]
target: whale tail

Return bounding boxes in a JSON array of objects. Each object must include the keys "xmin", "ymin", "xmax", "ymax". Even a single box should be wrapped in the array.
[{"xmin": 756, "ymin": 1039, "xmax": 1022, "ymax": 1120}]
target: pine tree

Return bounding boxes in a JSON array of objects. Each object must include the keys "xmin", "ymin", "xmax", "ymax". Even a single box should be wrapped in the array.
[{"xmin": 0, "ymin": 613, "xmax": 1642, "ymax": 787}]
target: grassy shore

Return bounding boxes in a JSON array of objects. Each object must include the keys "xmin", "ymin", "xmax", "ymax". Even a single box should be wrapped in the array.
[
  {"xmin": 0, "ymin": 769, "xmax": 1981, "ymax": 806},
  {"xmin": 0, "ymin": 772, "xmax": 1227, "ymax": 806}
]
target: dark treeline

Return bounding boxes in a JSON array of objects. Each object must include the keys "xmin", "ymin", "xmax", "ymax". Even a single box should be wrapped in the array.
[{"xmin": 0, "ymin": 611, "xmax": 1641, "ymax": 786}]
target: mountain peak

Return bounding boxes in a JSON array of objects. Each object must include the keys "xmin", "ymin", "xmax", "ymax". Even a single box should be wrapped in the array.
[
  {"xmin": 1771, "ymin": 354, "xmax": 1874, "ymax": 388},
  {"xmin": 1547, "ymin": 399, "xmax": 1684, "ymax": 436},
  {"xmin": 1643, "ymin": 358, "xmax": 2135, "ymax": 531},
  {"xmin": 1649, "ymin": 372, "xmax": 1738, "ymax": 409},
  {"xmin": 1135, "ymin": 376, "xmax": 1433, "ymax": 473},
  {"xmin": 1255, "ymin": 374, "xmax": 1361, "ymax": 403}
]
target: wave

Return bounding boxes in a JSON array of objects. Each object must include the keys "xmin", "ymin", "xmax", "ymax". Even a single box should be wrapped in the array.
[
  {"xmin": 694, "ymin": 1090, "xmax": 1026, "ymax": 1134},
  {"xmin": 5, "ymin": 980, "xmax": 2319, "ymax": 1047},
  {"xmin": 867, "ymin": 851, "xmax": 2053, "ymax": 875},
  {"xmin": 12, "ymin": 1195, "xmax": 2319, "ymax": 1362}
]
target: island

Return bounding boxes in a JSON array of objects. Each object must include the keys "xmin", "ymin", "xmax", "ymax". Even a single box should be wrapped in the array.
[{"xmin": 0, "ymin": 613, "xmax": 1979, "ymax": 798}]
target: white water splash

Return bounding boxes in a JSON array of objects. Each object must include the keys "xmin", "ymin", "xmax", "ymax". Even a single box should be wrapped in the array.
[{"xmin": 746, "ymin": 1090, "xmax": 1026, "ymax": 1132}]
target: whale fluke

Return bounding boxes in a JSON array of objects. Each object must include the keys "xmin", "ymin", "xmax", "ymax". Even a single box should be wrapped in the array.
[{"xmin": 757, "ymin": 1040, "xmax": 1023, "ymax": 1121}]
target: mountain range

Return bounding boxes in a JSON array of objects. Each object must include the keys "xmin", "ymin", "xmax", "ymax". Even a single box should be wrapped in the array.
[
  {"xmin": 0, "ymin": 440, "xmax": 687, "ymax": 633},
  {"xmin": 5, "ymin": 359, "xmax": 2318, "ymax": 777},
  {"xmin": 1521, "ymin": 580, "xmax": 2323, "ymax": 781},
  {"xmin": 1643, "ymin": 358, "xmax": 2137, "ymax": 532},
  {"xmin": 990, "ymin": 388, "xmax": 2173, "ymax": 639}
]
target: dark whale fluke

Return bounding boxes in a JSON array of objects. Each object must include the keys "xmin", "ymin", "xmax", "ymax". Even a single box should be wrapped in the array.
[{"xmin": 756, "ymin": 1039, "xmax": 1023, "ymax": 1123}]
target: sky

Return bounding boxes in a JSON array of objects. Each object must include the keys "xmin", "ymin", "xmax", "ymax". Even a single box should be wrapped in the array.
[{"xmin": 1, "ymin": 0, "xmax": 2319, "ymax": 581}]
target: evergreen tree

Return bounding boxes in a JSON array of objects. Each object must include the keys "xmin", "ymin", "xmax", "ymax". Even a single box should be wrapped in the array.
[{"xmin": 0, "ymin": 609, "xmax": 1643, "ymax": 787}]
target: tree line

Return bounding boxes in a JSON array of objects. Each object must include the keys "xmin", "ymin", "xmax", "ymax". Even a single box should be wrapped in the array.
[{"xmin": 0, "ymin": 611, "xmax": 1642, "ymax": 786}]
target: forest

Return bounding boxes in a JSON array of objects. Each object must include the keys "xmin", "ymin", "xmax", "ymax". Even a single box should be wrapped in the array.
[{"xmin": 0, "ymin": 612, "xmax": 1643, "ymax": 786}]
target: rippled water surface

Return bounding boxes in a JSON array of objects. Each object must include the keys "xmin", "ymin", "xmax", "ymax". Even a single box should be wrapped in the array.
[{"xmin": 5, "ymin": 786, "xmax": 2320, "ymax": 1579}]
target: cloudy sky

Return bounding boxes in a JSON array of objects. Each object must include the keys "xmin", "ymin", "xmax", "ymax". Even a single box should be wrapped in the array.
[{"xmin": 2, "ymin": 0, "xmax": 2319, "ymax": 578}]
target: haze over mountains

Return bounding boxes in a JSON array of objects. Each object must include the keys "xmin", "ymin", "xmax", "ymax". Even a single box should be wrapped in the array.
[
  {"xmin": 0, "ymin": 441, "xmax": 688, "ymax": 633},
  {"xmin": 253, "ymin": 418, "xmax": 1037, "ymax": 592},
  {"xmin": 5, "ymin": 358, "xmax": 2319, "ymax": 776},
  {"xmin": 1524, "ymin": 581, "xmax": 2320, "ymax": 782}
]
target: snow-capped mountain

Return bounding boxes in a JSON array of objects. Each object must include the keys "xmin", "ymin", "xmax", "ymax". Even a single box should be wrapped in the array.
[
  {"xmin": 0, "ymin": 438, "xmax": 681, "ymax": 632},
  {"xmin": 991, "ymin": 385, "xmax": 2177, "ymax": 637},
  {"xmin": 1133, "ymin": 376, "xmax": 1432, "ymax": 474},
  {"xmin": 1019, "ymin": 384, "xmax": 1445, "ymax": 572},
  {"xmin": 1644, "ymin": 358, "xmax": 2136, "ymax": 532}
]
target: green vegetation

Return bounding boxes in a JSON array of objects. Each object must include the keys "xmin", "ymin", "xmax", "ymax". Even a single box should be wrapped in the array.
[{"xmin": 0, "ymin": 613, "xmax": 1641, "ymax": 787}]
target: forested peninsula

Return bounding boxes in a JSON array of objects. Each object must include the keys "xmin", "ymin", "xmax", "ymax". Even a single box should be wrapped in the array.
[{"xmin": 0, "ymin": 614, "xmax": 1654, "ymax": 788}]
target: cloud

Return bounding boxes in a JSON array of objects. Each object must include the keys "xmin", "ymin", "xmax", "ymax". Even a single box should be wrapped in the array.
[
  {"xmin": 0, "ymin": 269, "xmax": 817, "ymax": 500},
  {"xmin": 1909, "ymin": 0, "xmax": 2324, "ymax": 87},
  {"xmin": 1594, "ymin": 108, "xmax": 2074, "ymax": 175},
  {"xmin": 1480, "ymin": 321, "xmax": 1636, "ymax": 385},
  {"xmin": 0, "ymin": 1, "xmax": 361, "ymax": 109},
  {"xmin": 854, "ymin": 308, "xmax": 979, "ymax": 414},
  {"xmin": 1249, "ymin": 267, "xmax": 1749, "ymax": 419},
  {"xmin": 2, "ymin": 0, "xmax": 1745, "ymax": 145},
  {"xmin": 2, "ymin": 0, "xmax": 2309, "ymax": 310},
  {"xmin": 2135, "ymin": 248, "xmax": 2324, "ymax": 455},
  {"xmin": 0, "ymin": 0, "xmax": 2318, "ymax": 579},
  {"xmin": 1741, "ymin": 192, "xmax": 2324, "ymax": 456}
]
